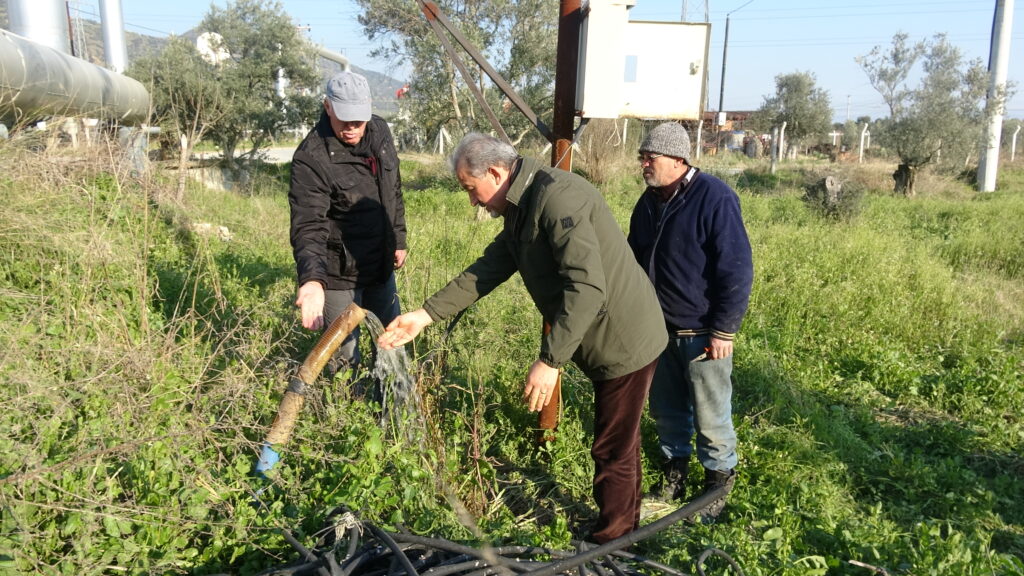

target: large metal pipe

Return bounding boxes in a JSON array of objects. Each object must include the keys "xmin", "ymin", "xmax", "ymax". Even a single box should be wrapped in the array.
[
  {"xmin": 7, "ymin": 0, "xmax": 70, "ymax": 54},
  {"xmin": 311, "ymin": 43, "xmax": 351, "ymax": 71},
  {"xmin": 99, "ymin": 0, "xmax": 129, "ymax": 74},
  {"xmin": 0, "ymin": 29, "xmax": 150, "ymax": 125},
  {"xmin": 977, "ymin": 0, "xmax": 1015, "ymax": 192}
]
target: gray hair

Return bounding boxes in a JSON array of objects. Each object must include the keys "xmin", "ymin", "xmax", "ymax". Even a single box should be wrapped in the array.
[{"xmin": 448, "ymin": 133, "xmax": 518, "ymax": 177}]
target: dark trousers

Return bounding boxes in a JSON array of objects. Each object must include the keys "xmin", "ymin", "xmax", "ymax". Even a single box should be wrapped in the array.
[{"xmin": 589, "ymin": 358, "xmax": 658, "ymax": 543}]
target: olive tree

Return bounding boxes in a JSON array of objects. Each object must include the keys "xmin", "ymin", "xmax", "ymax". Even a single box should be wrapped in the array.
[
  {"xmin": 129, "ymin": 0, "xmax": 321, "ymax": 171},
  {"xmin": 198, "ymin": 0, "xmax": 321, "ymax": 165},
  {"xmin": 857, "ymin": 33, "xmax": 989, "ymax": 197},
  {"xmin": 128, "ymin": 37, "xmax": 228, "ymax": 200},
  {"xmin": 750, "ymin": 71, "xmax": 833, "ymax": 157}
]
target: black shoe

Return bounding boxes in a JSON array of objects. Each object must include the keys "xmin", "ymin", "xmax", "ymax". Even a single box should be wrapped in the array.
[
  {"xmin": 699, "ymin": 468, "xmax": 736, "ymax": 521},
  {"xmin": 653, "ymin": 457, "xmax": 689, "ymax": 502}
]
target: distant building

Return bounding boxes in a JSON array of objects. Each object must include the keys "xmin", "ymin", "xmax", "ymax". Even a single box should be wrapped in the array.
[{"xmin": 196, "ymin": 32, "xmax": 230, "ymax": 65}]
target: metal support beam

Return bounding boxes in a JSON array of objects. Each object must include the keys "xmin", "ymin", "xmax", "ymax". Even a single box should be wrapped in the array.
[
  {"xmin": 419, "ymin": 3, "xmax": 509, "ymax": 143},
  {"xmin": 419, "ymin": 1, "xmax": 553, "ymax": 143}
]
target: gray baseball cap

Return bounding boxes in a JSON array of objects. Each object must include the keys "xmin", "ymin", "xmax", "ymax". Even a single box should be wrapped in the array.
[{"xmin": 326, "ymin": 71, "xmax": 372, "ymax": 122}]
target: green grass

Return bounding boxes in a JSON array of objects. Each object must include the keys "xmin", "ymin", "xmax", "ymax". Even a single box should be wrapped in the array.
[{"xmin": 1, "ymin": 137, "xmax": 1022, "ymax": 575}]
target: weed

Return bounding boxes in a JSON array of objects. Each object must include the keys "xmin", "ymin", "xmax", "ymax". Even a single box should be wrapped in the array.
[{"xmin": 1, "ymin": 136, "xmax": 1021, "ymax": 575}]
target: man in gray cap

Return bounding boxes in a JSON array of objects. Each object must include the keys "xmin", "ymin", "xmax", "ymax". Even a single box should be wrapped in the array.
[
  {"xmin": 289, "ymin": 70, "xmax": 407, "ymax": 380},
  {"xmin": 627, "ymin": 121, "xmax": 753, "ymax": 520}
]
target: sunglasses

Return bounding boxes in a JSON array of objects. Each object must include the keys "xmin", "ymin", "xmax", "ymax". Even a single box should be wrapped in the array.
[{"xmin": 637, "ymin": 153, "xmax": 665, "ymax": 164}]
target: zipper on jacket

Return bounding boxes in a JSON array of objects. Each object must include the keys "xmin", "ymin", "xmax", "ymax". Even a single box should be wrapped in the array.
[{"xmin": 646, "ymin": 167, "xmax": 697, "ymax": 282}]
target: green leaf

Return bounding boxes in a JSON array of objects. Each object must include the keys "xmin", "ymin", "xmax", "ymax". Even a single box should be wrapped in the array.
[{"xmin": 103, "ymin": 516, "xmax": 122, "ymax": 538}]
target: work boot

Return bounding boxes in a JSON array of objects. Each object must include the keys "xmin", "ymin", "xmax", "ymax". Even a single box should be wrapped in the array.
[
  {"xmin": 699, "ymin": 468, "xmax": 736, "ymax": 522},
  {"xmin": 660, "ymin": 458, "xmax": 690, "ymax": 501}
]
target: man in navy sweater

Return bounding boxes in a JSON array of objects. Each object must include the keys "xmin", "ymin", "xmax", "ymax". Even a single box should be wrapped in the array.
[{"xmin": 627, "ymin": 122, "xmax": 753, "ymax": 520}]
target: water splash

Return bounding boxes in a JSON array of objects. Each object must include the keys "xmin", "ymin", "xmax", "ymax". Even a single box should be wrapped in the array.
[{"xmin": 361, "ymin": 310, "xmax": 423, "ymax": 440}]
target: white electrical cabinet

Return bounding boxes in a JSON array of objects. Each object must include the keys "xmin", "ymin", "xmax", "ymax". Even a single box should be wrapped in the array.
[{"xmin": 577, "ymin": 0, "xmax": 710, "ymax": 120}]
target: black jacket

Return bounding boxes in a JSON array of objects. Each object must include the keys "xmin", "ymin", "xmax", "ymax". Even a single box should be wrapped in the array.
[{"xmin": 289, "ymin": 112, "xmax": 406, "ymax": 290}]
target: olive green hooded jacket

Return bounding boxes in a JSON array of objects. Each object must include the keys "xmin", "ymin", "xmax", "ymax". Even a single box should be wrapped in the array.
[{"xmin": 423, "ymin": 157, "xmax": 667, "ymax": 381}]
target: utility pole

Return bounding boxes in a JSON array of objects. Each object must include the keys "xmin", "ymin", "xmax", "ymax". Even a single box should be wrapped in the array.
[
  {"xmin": 539, "ymin": 0, "xmax": 582, "ymax": 444},
  {"xmin": 978, "ymin": 0, "xmax": 1015, "ymax": 192},
  {"xmin": 716, "ymin": 0, "xmax": 754, "ymax": 154},
  {"xmin": 551, "ymin": 0, "xmax": 581, "ymax": 170}
]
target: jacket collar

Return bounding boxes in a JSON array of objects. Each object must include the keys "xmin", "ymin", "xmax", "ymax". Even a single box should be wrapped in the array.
[
  {"xmin": 505, "ymin": 156, "xmax": 538, "ymax": 208},
  {"xmin": 316, "ymin": 111, "xmax": 377, "ymax": 161},
  {"xmin": 646, "ymin": 165, "xmax": 700, "ymax": 204}
]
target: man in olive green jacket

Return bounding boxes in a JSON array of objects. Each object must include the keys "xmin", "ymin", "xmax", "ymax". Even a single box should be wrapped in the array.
[{"xmin": 378, "ymin": 133, "xmax": 667, "ymax": 543}]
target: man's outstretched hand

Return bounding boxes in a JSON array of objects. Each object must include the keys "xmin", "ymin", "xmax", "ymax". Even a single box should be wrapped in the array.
[{"xmin": 377, "ymin": 308, "xmax": 433, "ymax": 350}]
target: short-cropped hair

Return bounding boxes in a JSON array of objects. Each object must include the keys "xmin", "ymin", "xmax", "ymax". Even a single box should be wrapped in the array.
[{"xmin": 449, "ymin": 133, "xmax": 518, "ymax": 177}]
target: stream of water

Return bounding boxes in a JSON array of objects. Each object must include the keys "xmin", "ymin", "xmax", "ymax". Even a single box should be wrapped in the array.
[{"xmin": 361, "ymin": 310, "xmax": 424, "ymax": 440}]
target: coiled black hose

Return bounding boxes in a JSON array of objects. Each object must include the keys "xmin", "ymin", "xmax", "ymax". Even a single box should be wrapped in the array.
[{"xmin": 256, "ymin": 492, "xmax": 745, "ymax": 576}]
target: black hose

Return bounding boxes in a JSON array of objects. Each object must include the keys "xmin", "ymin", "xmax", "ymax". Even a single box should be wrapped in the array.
[
  {"xmin": 253, "ymin": 560, "xmax": 322, "ymax": 576},
  {"xmin": 390, "ymin": 533, "xmax": 535, "ymax": 572},
  {"xmin": 696, "ymin": 548, "xmax": 745, "ymax": 576},
  {"xmin": 280, "ymin": 528, "xmax": 331, "ymax": 576},
  {"xmin": 422, "ymin": 559, "xmax": 494, "ymax": 576},
  {"xmin": 368, "ymin": 523, "xmax": 426, "ymax": 576},
  {"xmin": 600, "ymin": 549, "xmax": 687, "ymax": 576},
  {"xmin": 326, "ymin": 551, "xmax": 344, "ymax": 576},
  {"xmin": 521, "ymin": 486, "xmax": 728, "ymax": 576},
  {"xmin": 262, "ymin": 491, "xmax": 741, "ymax": 576}
]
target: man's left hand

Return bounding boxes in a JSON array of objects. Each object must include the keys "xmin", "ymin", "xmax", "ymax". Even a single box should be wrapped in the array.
[{"xmin": 394, "ymin": 249, "xmax": 408, "ymax": 269}]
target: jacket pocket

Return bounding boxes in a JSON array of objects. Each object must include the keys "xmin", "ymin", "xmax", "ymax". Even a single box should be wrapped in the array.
[
  {"xmin": 326, "ymin": 221, "xmax": 356, "ymax": 278},
  {"xmin": 574, "ymin": 305, "xmax": 626, "ymax": 371},
  {"xmin": 329, "ymin": 172, "xmax": 360, "ymax": 210}
]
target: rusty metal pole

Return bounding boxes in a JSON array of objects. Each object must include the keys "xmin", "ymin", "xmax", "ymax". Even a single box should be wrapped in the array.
[
  {"xmin": 539, "ymin": 0, "xmax": 581, "ymax": 443},
  {"xmin": 550, "ymin": 0, "xmax": 581, "ymax": 170},
  {"xmin": 537, "ymin": 323, "xmax": 561, "ymax": 445}
]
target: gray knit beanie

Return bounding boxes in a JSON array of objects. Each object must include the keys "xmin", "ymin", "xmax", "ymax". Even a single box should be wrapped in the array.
[{"xmin": 639, "ymin": 122, "xmax": 691, "ymax": 160}]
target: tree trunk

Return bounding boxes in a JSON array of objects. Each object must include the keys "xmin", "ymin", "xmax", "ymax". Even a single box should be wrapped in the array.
[{"xmin": 892, "ymin": 163, "xmax": 916, "ymax": 197}]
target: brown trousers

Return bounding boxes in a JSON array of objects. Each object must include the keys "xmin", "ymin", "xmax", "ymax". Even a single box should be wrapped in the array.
[{"xmin": 589, "ymin": 358, "xmax": 658, "ymax": 543}]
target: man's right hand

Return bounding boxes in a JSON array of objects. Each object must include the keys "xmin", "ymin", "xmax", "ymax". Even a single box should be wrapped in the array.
[
  {"xmin": 295, "ymin": 281, "xmax": 325, "ymax": 330},
  {"xmin": 377, "ymin": 308, "xmax": 433, "ymax": 350}
]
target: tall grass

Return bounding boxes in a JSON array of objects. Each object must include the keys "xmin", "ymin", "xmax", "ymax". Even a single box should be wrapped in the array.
[{"xmin": 0, "ymin": 135, "xmax": 1021, "ymax": 575}]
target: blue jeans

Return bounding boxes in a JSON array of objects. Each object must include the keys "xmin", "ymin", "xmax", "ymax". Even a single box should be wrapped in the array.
[
  {"xmin": 323, "ymin": 272, "xmax": 401, "ymax": 371},
  {"xmin": 648, "ymin": 334, "xmax": 737, "ymax": 472}
]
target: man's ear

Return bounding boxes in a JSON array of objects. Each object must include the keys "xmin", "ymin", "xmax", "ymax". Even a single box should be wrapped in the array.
[{"xmin": 488, "ymin": 165, "xmax": 504, "ymax": 185}]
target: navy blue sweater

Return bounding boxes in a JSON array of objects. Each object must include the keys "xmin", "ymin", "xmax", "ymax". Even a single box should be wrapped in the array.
[{"xmin": 627, "ymin": 169, "xmax": 753, "ymax": 339}]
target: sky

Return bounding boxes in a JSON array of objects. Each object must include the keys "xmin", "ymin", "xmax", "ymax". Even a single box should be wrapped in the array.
[{"xmin": 109, "ymin": 0, "xmax": 1022, "ymax": 123}]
